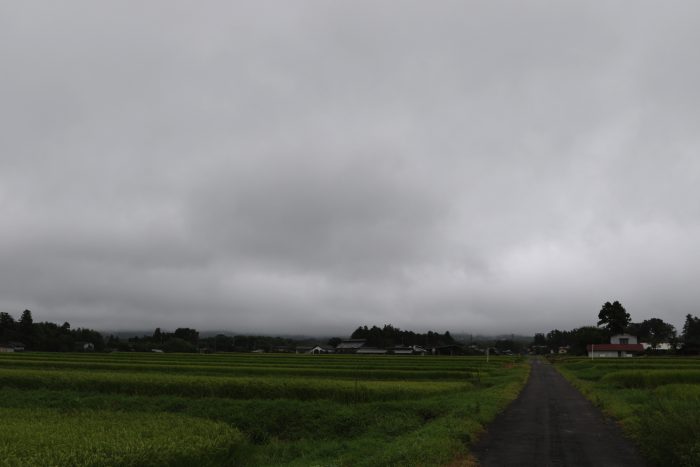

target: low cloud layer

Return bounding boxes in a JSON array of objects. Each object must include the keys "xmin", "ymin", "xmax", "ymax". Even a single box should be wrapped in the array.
[{"xmin": 2, "ymin": 2, "xmax": 699, "ymax": 335}]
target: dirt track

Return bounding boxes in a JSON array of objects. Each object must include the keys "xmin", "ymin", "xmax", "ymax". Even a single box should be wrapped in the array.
[{"xmin": 471, "ymin": 358, "xmax": 646, "ymax": 467}]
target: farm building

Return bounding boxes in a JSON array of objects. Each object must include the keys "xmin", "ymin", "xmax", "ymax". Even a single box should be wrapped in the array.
[
  {"xmin": 587, "ymin": 334, "xmax": 644, "ymax": 358},
  {"xmin": 390, "ymin": 345, "xmax": 428, "ymax": 355},
  {"xmin": 335, "ymin": 339, "xmax": 367, "ymax": 354},
  {"xmin": 412, "ymin": 345, "xmax": 428, "ymax": 355},
  {"xmin": 307, "ymin": 345, "xmax": 334, "ymax": 354},
  {"xmin": 0, "ymin": 342, "xmax": 25, "ymax": 352}
]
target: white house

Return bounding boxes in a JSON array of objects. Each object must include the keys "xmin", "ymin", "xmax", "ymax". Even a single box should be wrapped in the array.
[
  {"xmin": 610, "ymin": 334, "xmax": 638, "ymax": 345},
  {"xmin": 587, "ymin": 334, "xmax": 644, "ymax": 358}
]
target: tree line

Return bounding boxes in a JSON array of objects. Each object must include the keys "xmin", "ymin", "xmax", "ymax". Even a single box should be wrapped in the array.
[
  {"xmin": 5, "ymin": 305, "xmax": 700, "ymax": 355},
  {"xmin": 0, "ymin": 310, "xmax": 332, "ymax": 353},
  {"xmin": 1, "ymin": 311, "xmax": 461, "ymax": 353},
  {"xmin": 111, "ymin": 329, "xmax": 322, "ymax": 353},
  {"xmin": 0, "ymin": 310, "xmax": 105, "ymax": 351},
  {"xmin": 350, "ymin": 324, "xmax": 456, "ymax": 348},
  {"xmin": 534, "ymin": 301, "xmax": 700, "ymax": 355}
]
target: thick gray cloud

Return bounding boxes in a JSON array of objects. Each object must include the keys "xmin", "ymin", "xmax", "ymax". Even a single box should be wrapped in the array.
[{"xmin": 2, "ymin": 1, "xmax": 700, "ymax": 335}]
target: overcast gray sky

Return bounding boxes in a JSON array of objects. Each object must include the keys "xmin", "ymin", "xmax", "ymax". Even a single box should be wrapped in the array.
[{"xmin": 2, "ymin": 1, "xmax": 699, "ymax": 336}]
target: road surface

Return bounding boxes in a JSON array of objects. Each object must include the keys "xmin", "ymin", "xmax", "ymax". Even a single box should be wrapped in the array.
[{"xmin": 471, "ymin": 358, "xmax": 646, "ymax": 467}]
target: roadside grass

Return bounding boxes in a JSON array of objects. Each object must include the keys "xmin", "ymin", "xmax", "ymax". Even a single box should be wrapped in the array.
[
  {"xmin": 0, "ymin": 353, "xmax": 528, "ymax": 466},
  {"xmin": 555, "ymin": 357, "xmax": 700, "ymax": 467}
]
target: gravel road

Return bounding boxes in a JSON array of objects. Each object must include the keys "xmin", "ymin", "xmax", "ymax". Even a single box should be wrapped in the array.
[{"xmin": 471, "ymin": 358, "xmax": 646, "ymax": 467}]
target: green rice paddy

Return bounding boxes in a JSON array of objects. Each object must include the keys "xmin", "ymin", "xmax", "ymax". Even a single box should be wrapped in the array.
[{"xmin": 0, "ymin": 352, "xmax": 528, "ymax": 466}]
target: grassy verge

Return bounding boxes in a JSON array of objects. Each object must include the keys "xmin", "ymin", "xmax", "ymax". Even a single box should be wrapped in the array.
[{"xmin": 554, "ymin": 357, "xmax": 700, "ymax": 467}]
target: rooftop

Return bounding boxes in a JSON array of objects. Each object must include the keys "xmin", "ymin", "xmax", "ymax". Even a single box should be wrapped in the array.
[{"xmin": 586, "ymin": 344, "xmax": 644, "ymax": 352}]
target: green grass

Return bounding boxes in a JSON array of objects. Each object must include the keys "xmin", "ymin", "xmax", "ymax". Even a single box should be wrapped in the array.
[
  {"xmin": 0, "ymin": 368, "xmax": 473, "ymax": 402},
  {"xmin": 0, "ymin": 353, "xmax": 528, "ymax": 466},
  {"xmin": 555, "ymin": 356, "xmax": 700, "ymax": 467},
  {"xmin": 0, "ymin": 408, "xmax": 244, "ymax": 467}
]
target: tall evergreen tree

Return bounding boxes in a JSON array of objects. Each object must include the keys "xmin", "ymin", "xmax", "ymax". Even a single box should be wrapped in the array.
[
  {"xmin": 19, "ymin": 309, "xmax": 33, "ymax": 334},
  {"xmin": 682, "ymin": 314, "xmax": 700, "ymax": 344},
  {"xmin": 0, "ymin": 312, "xmax": 15, "ymax": 331},
  {"xmin": 0, "ymin": 312, "xmax": 17, "ymax": 342}
]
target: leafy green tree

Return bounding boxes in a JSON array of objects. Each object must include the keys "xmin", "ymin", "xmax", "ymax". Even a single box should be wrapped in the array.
[
  {"xmin": 532, "ymin": 333, "xmax": 547, "ymax": 346},
  {"xmin": 71, "ymin": 327, "xmax": 105, "ymax": 351},
  {"xmin": 597, "ymin": 301, "xmax": 631, "ymax": 334},
  {"xmin": 681, "ymin": 314, "xmax": 700, "ymax": 354},
  {"xmin": 163, "ymin": 337, "xmax": 197, "ymax": 353},
  {"xmin": 174, "ymin": 328, "xmax": 199, "ymax": 345},
  {"xmin": 107, "ymin": 334, "xmax": 129, "ymax": 351},
  {"xmin": 568, "ymin": 326, "xmax": 608, "ymax": 355},
  {"xmin": 203, "ymin": 334, "xmax": 232, "ymax": 352},
  {"xmin": 637, "ymin": 318, "xmax": 676, "ymax": 349},
  {"xmin": 32, "ymin": 321, "xmax": 74, "ymax": 351},
  {"xmin": 0, "ymin": 312, "xmax": 16, "ymax": 334},
  {"xmin": 530, "ymin": 333, "xmax": 548, "ymax": 354},
  {"xmin": 327, "ymin": 337, "xmax": 342, "ymax": 347},
  {"xmin": 350, "ymin": 324, "xmax": 456, "ymax": 348},
  {"xmin": 545, "ymin": 329, "xmax": 569, "ymax": 352},
  {"xmin": 494, "ymin": 339, "xmax": 523, "ymax": 353}
]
